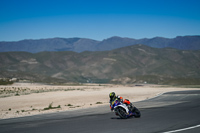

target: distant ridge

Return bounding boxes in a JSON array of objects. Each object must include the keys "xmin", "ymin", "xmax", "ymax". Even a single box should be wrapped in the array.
[
  {"xmin": 0, "ymin": 36, "xmax": 200, "ymax": 53},
  {"xmin": 0, "ymin": 44, "xmax": 200, "ymax": 84}
]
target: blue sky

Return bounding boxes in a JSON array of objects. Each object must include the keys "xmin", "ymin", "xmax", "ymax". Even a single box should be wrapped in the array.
[{"xmin": 0, "ymin": 0, "xmax": 200, "ymax": 41}]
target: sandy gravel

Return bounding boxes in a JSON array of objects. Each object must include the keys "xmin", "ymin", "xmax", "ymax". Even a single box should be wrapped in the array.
[{"xmin": 0, "ymin": 83, "xmax": 200, "ymax": 119}]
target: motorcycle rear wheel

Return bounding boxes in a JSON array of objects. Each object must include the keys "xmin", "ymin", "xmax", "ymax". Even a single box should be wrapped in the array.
[{"xmin": 133, "ymin": 107, "xmax": 141, "ymax": 118}]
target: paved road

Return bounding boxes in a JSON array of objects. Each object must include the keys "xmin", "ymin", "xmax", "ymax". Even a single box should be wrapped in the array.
[{"xmin": 0, "ymin": 90, "xmax": 200, "ymax": 133}]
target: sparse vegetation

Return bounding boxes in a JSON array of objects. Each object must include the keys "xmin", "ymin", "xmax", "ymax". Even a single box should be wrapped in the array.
[
  {"xmin": 67, "ymin": 104, "xmax": 73, "ymax": 106},
  {"xmin": 43, "ymin": 102, "xmax": 53, "ymax": 110},
  {"xmin": 15, "ymin": 92, "xmax": 20, "ymax": 96},
  {"xmin": 0, "ymin": 79, "xmax": 13, "ymax": 85},
  {"xmin": 69, "ymin": 105, "xmax": 81, "ymax": 108},
  {"xmin": 43, "ymin": 102, "xmax": 61, "ymax": 110},
  {"xmin": 96, "ymin": 102, "xmax": 103, "ymax": 104}
]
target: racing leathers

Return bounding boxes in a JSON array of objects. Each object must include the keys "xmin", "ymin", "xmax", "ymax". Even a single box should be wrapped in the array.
[{"xmin": 109, "ymin": 95, "xmax": 135, "ymax": 112}]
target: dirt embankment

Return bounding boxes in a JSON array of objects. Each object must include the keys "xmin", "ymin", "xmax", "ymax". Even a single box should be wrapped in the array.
[{"xmin": 1, "ymin": 83, "xmax": 200, "ymax": 119}]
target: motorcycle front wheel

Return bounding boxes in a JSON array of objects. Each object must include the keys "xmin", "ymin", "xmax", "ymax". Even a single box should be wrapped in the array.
[{"xmin": 117, "ymin": 107, "xmax": 128, "ymax": 119}]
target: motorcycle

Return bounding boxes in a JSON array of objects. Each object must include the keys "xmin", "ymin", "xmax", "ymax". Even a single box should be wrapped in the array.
[{"xmin": 110, "ymin": 99, "xmax": 141, "ymax": 119}]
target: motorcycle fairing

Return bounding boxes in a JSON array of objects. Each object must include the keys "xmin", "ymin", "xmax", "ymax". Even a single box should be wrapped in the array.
[{"xmin": 114, "ymin": 104, "xmax": 129, "ymax": 114}]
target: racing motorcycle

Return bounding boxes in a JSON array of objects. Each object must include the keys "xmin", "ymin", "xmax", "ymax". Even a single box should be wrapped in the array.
[{"xmin": 110, "ymin": 99, "xmax": 141, "ymax": 119}]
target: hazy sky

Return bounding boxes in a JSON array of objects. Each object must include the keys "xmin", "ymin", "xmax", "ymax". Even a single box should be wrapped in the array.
[{"xmin": 0, "ymin": 0, "xmax": 200, "ymax": 41}]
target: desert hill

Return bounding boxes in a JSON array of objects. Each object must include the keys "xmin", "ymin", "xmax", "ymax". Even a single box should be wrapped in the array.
[{"xmin": 0, "ymin": 45, "xmax": 200, "ymax": 85}]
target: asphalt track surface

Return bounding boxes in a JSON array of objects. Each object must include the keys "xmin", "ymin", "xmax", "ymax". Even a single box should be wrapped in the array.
[{"xmin": 0, "ymin": 90, "xmax": 200, "ymax": 133}]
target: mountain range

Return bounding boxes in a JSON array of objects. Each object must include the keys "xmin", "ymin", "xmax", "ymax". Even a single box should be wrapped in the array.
[
  {"xmin": 0, "ymin": 44, "xmax": 200, "ymax": 85},
  {"xmin": 0, "ymin": 36, "xmax": 200, "ymax": 53}
]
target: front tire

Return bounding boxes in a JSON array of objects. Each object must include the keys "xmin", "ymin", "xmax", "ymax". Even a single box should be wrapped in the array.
[{"xmin": 117, "ymin": 107, "xmax": 128, "ymax": 119}]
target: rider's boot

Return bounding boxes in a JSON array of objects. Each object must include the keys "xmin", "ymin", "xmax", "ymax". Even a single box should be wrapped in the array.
[{"xmin": 128, "ymin": 103, "xmax": 135, "ymax": 112}]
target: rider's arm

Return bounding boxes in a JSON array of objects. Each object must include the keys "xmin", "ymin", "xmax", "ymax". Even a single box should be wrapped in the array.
[
  {"xmin": 110, "ymin": 105, "xmax": 113, "ymax": 111},
  {"xmin": 117, "ymin": 96, "xmax": 123, "ymax": 102},
  {"xmin": 109, "ymin": 100, "xmax": 113, "ymax": 111},
  {"xmin": 110, "ymin": 104, "xmax": 115, "ymax": 111}
]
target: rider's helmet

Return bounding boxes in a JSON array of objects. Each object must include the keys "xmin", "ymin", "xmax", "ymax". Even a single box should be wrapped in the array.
[{"xmin": 109, "ymin": 92, "xmax": 116, "ymax": 101}]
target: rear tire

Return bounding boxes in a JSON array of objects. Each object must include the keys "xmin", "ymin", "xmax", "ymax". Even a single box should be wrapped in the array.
[{"xmin": 133, "ymin": 107, "xmax": 141, "ymax": 118}]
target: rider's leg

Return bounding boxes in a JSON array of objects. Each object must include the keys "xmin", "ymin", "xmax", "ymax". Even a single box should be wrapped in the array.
[
  {"xmin": 128, "ymin": 103, "xmax": 135, "ymax": 112},
  {"xmin": 123, "ymin": 99, "xmax": 134, "ymax": 112}
]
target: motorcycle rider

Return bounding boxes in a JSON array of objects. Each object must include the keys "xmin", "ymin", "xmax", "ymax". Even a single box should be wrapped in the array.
[{"xmin": 109, "ymin": 92, "xmax": 135, "ymax": 112}]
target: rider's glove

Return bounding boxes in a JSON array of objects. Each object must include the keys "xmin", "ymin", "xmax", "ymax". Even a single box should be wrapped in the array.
[{"xmin": 116, "ymin": 96, "xmax": 121, "ymax": 99}]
